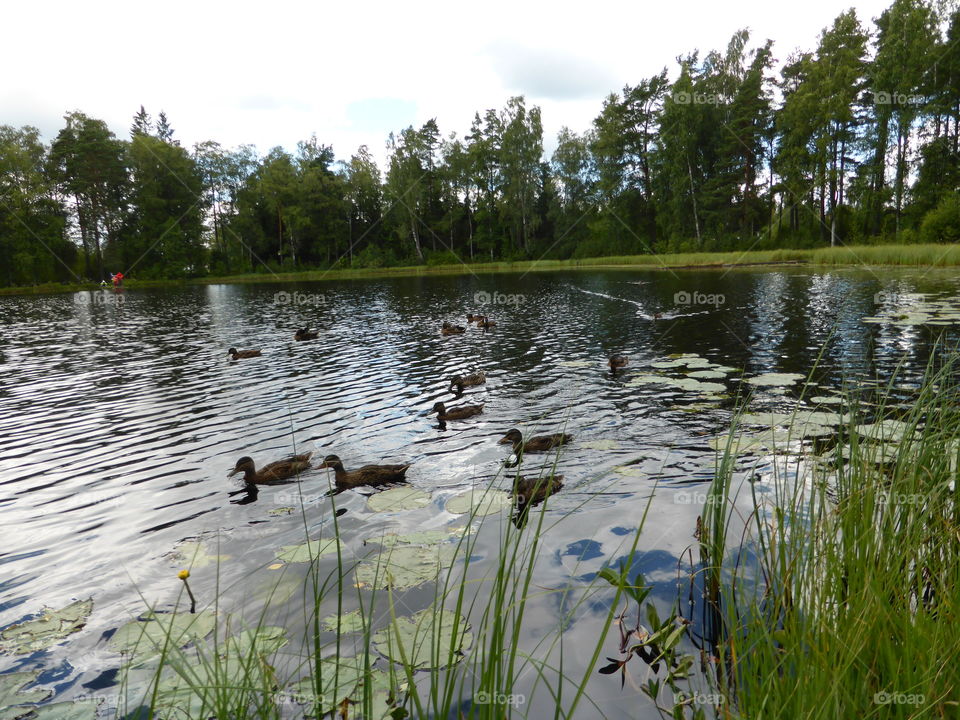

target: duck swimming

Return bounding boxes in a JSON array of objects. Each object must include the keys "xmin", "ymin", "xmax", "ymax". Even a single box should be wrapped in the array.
[
  {"xmin": 318, "ymin": 454, "xmax": 410, "ymax": 489},
  {"xmin": 228, "ymin": 348, "xmax": 261, "ymax": 360},
  {"xmin": 609, "ymin": 355, "xmax": 629, "ymax": 373},
  {"xmin": 477, "ymin": 316, "xmax": 497, "ymax": 329},
  {"xmin": 228, "ymin": 452, "xmax": 313, "ymax": 484},
  {"xmin": 294, "ymin": 328, "xmax": 319, "ymax": 341},
  {"xmin": 432, "ymin": 402, "xmax": 484, "ymax": 423},
  {"xmin": 449, "ymin": 371, "xmax": 486, "ymax": 395},
  {"xmin": 511, "ymin": 473, "xmax": 564, "ymax": 507},
  {"xmin": 441, "ymin": 322, "xmax": 466, "ymax": 335},
  {"xmin": 498, "ymin": 429, "xmax": 573, "ymax": 453}
]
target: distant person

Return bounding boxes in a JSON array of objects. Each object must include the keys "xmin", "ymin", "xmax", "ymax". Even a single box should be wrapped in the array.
[{"xmin": 111, "ymin": 272, "xmax": 124, "ymax": 288}]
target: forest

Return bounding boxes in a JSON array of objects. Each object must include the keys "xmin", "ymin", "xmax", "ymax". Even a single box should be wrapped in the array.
[{"xmin": 2, "ymin": 0, "xmax": 959, "ymax": 286}]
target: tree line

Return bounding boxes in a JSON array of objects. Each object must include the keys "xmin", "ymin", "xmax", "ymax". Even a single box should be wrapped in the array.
[{"xmin": 2, "ymin": 0, "xmax": 959, "ymax": 286}]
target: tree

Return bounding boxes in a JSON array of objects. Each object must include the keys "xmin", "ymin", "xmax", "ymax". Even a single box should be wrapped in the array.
[{"xmin": 130, "ymin": 105, "xmax": 152, "ymax": 138}]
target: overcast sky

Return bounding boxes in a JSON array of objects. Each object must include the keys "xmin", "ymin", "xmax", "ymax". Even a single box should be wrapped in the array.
[{"xmin": 5, "ymin": 0, "xmax": 894, "ymax": 166}]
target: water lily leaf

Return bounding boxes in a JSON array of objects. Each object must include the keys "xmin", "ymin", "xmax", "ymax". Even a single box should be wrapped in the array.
[
  {"xmin": 29, "ymin": 700, "xmax": 102, "ymax": 720},
  {"xmin": 710, "ymin": 431, "xmax": 793, "ymax": 454},
  {"xmin": 686, "ymin": 370, "xmax": 728, "ymax": 379},
  {"xmin": 744, "ymin": 373, "xmax": 806, "ymax": 387},
  {"xmin": 321, "ymin": 609, "xmax": 366, "ymax": 633},
  {"xmin": 253, "ymin": 575, "xmax": 302, "ymax": 605},
  {"xmin": 224, "ymin": 626, "xmax": 288, "ymax": 656},
  {"xmin": 0, "ymin": 599, "xmax": 93, "ymax": 655},
  {"xmin": 108, "ymin": 611, "xmax": 217, "ymax": 664},
  {"xmin": 288, "ymin": 655, "xmax": 401, "ymax": 719},
  {"xmin": 366, "ymin": 488, "xmax": 431, "ymax": 513},
  {"xmin": 373, "ymin": 609, "xmax": 472, "ymax": 668},
  {"xmin": 665, "ymin": 377, "xmax": 726, "ymax": 393},
  {"xmin": 740, "ymin": 411, "xmax": 848, "ymax": 427},
  {"xmin": 0, "ymin": 671, "xmax": 51, "ymax": 718},
  {"xmin": 558, "ymin": 360, "xmax": 592, "ymax": 368},
  {"xmin": 853, "ymin": 419, "xmax": 917, "ymax": 442},
  {"xmin": 355, "ymin": 544, "xmax": 457, "ymax": 590},
  {"xmin": 445, "ymin": 489, "xmax": 511, "ymax": 516},
  {"xmin": 267, "ymin": 507, "xmax": 295, "ymax": 516},
  {"xmin": 277, "ymin": 538, "xmax": 341, "ymax": 564},
  {"xmin": 626, "ymin": 374, "xmax": 671, "ymax": 387},
  {"xmin": 367, "ymin": 527, "xmax": 468, "ymax": 546},
  {"xmin": 581, "ymin": 439, "xmax": 619, "ymax": 450},
  {"xmin": 165, "ymin": 541, "xmax": 229, "ymax": 570},
  {"xmin": 809, "ymin": 395, "xmax": 844, "ymax": 405}
]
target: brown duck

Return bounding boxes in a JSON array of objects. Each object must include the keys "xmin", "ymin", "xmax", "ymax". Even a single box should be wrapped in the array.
[
  {"xmin": 441, "ymin": 322, "xmax": 466, "ymax": 335},
  {"xmin": 466, "ymin": 314, "xmax": 484, "ymax": 324},
  {"xmin": 318, "ymin": 454, "xmax": 410, "ymax": 489},
  {"xmin": 498, "ymin": 429, "xmax": 573, "ymax": 453},
  {"xmin": 432, "ymin": 402, "xmax": 484, "ymax": 422},
  {"xmin": 511, "ymin": 473, "xmax": 564, "ymax": 507},
  {"xmin": 294, "ymin": 328, "xmax": 320, "ymax": 341},
  {"xmin": 609, "ymin": 355, "xmax": 629, "ymax": 373},
  {"xmin": 228, "ymin": 348, "xmax": 261, "ymax": 360},
  {"xmin": 449, "ymin": 371, "xmax": 487, "ymax": 395},
  {"xmin": 477, "ymin": 316, "xmax": 497, "ymax": 329},
  {"xmin": 228, "ymin": 452, "xmax": 313, "ymax": 484}
]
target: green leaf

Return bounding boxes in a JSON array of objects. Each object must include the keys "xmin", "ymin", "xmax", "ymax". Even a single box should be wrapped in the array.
[
  {"xmin": 366, "ymin": 488, "xmax": 431, "ymax": 513},
  {"xmin": 0, "ymin": 671, "xmax": 52, "ymax": 719},
  {"xmin": 373, "ymin": 609, "xmax": 472, "ymax": 669},
  {"xmin": 276, "ymin": 538, "xmax": 341, "ymax": 563},
  {"xmin": 108, "ymin": 610, "xmax": 217, "ymax": 664},
  {"xmin": 0, "ymin": 599, "xmax": 93, "ymax": 655}
]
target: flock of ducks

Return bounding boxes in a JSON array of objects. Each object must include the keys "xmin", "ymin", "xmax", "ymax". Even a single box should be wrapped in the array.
[{"xmin": 225, "ymin": 316, "xmax": 631, "ymax": 518}]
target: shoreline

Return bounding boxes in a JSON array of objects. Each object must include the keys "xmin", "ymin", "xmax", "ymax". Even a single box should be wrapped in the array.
[{"xmin": 4, "ymin": 243, "xmax": 960, "ymax": 296}]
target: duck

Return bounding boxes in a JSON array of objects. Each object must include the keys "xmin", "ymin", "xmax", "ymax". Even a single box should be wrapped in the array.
[
  {"xmin": 653, "ymin": 312, "xmax": 663, "ymax": 320},
  {"xmin": 294, "ymin": 328, "xmax": 320, "ymax": 341},
  {"xmin": 318, "ymin": 454, "xmax": 410, "ymax": 489},
  {"xmin": 449, "ymin": 371, "xmax": 487, "ymax": 395},
  {"xmin": 432, "ymin": 402, "xmax": 484, "ymax": 422},
  {"xmin": 228, "ymin": 452, "xmax": 313, "ymax": 484},
  {"xmin": 609, "ymin": 354, "xmax": 629, "ymax": 373},
  {"xmin": 498, "ymin": 429, "xmax": 573, "ymax": 453},
  {"xmin": 511, "ymin": 473, "xmax": 564, "ymax": 507},
  {"xmin": 441, "ymin": 322, "xmax": 466, "ymax": 335},
  {"xmin": 466, "ymin": 314, "xmax": 483, "ymax": 324},
  {"xmin": 228, "ymin": 348, "xmax": 261, "ymax": 360},
  {"xmin": 477, "ymin": 316, "xmax": 497, "ymax": 329}
]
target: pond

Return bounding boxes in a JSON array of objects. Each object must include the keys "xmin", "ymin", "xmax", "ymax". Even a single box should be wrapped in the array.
[{"xmin": 2, "ymin": 265, "xmax": 960, "ymax": 719}]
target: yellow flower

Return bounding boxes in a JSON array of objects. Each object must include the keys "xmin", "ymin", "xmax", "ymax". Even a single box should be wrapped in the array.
[{"xmin": 178, "ymin": 569, "xmax": 190, "ymax": 580}]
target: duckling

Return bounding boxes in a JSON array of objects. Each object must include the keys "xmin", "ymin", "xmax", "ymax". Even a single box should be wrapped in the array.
[
  {"xmin": 449, "ymin": 371, "xmax": 487, "ymax": 395},
  {"xmin": 228, "ymin": 347, "xmax": 261, "ymax": 360},
  {"xmin": 441, "ymin": 322, "xmax": 466, "ymax": 335},
  {"xmin": 477, "ymin": 316, "xmax": 497, "ymax": 329},
  {"xmin": 228, "ymin": 452, "xmax": 313, "ymax": 484},
  {"xmin": 294, "ymin": 328, "xmax": 319, "ymax": 341},
  {"xmin": 318, "ymin": 454, "xmax": 410, "ymax": 489},
  {"xmin": 432, "ymin": 401, "xmax": 484, "ymax": 422},
  {"xmin": 609, "ymin": 354, "xmax": 629, "ymax": 373},
  {"xmin": 498, "ymin": 429, "xmax": 573, "ymax": 453},
  {"xmin": 511, "ymin": 473, "xmax": 564, "ymax": 507}
]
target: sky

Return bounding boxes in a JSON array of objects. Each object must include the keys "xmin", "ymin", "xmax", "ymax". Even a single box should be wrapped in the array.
[{"xmin": 4, "ymin": 0, "xmax": 896, "ymax": 167}]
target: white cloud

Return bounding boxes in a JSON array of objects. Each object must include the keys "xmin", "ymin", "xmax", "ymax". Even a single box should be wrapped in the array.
[{"xmin": 3, "ymin": 0, "xmax": 896, "ymax": 169}]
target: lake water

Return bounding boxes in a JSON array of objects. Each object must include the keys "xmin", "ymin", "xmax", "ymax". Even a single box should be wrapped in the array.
[{"xmin": 2, "ymin": 266, "xmax": 959, "ymax": 718}]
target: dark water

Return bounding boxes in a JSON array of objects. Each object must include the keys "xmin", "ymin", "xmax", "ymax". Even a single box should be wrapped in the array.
[{"xmin": 2, "ymin": 266, "xmax": 959, "ymax": 718}]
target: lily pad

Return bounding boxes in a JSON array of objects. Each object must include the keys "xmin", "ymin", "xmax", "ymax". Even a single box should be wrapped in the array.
[
  {"xmin": 267, "ymin": 507, "xmax": 296, "ymax": 516},
  {"xmin": 809, "ymin": 395, "xmax": 844, "ymax": 405},
  {"xmin": 626, "ymin": 374, "xmax": 671, "ymax": 387},
  {"xmin": 853, "ymin": 419, "xmax": 917, "ymax": 442},
  {"xmin": 445, "ymin": 489, "xmax": 511, "ymax": 516},
  {"xmin": 108, "ymin": 610, "xmax": 217, "ymax": 664},
  {"xmin": 288, "ymin": 655, "xmax": 401, "ymax": 719},
  {"xmin": 744, "ymin": 373, "xmax": 806, "ymax": 387},
  {"xmin": 277, "ymin": 538, "xmax": 341, "ymax": 564},
  {"xmin": 321, "ymin": 609, "xmax": 367, "ymax": 633},
  {"xmin": 165, "ymin": 541, "xmax": 229, "ymax": 570},
  {"xmin": 0, "ymin": 599, "xmax": 93, "ymax": 655},
  {"xmin": 368, "ymin": 528, "xmax": 467, "ymax": 546},
  {"xmin": 31, "ymin": 700, "xmax": 103, "ymax": 720},
  {"xmin": 366, "ymin": 488, "xmax": 431, "ymax": 513},
  {"xmin": 0, "ymin": 671, "xmax": 52, "ymax": 719},
  {"xmin": 373, "ymin": 609, "xmax": 472, "ymax": 668},
  {"xmin": 558, "ymin": 360, "xmax": 592, "ymax": 368},
  {"xmin": 665, "ymin": 377, "xmax": 727, "ymax": 393},
  {"xmin": 355, "ymin": 544, "xmax": 457, "ymax": 590},
  {"xmin": 686, "ymin": 370, "xmax": 728, "ymax": 379}
]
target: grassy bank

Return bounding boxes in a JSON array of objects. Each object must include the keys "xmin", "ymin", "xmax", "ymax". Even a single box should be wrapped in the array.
[{"xmin": 5, "ymin": 243, "xmax": 960, "ymax": 296}]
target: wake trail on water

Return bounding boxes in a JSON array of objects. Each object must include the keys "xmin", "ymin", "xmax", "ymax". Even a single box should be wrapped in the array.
[{"xmin": 568, "ymin": 285, "xmax": 710, "ymax": 320}]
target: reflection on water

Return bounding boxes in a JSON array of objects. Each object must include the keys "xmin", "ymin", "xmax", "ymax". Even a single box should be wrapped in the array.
[{"xmin": 1, "ymin": 267, "xmax": 959, "ymax": 717}]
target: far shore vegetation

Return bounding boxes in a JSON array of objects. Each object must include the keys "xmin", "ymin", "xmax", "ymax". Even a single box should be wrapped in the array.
[
  {"xmin": 4, "ymin": 0, "xmax": 960, "ymax": 296},
  {"xmin": 5, "ymin": 243, "xmax": 960, "ymax": 296}
]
